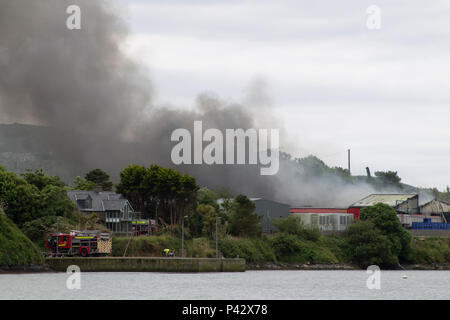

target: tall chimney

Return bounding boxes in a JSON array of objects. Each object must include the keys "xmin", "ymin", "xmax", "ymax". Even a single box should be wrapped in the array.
[{"xmin": 348, "ymin": 149, "xmax": 351, "ymax": 175}]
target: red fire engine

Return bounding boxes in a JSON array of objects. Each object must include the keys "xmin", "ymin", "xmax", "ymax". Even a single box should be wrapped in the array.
[{"xmin": 46, "ymin": 231, "xmax": 112, "ymax": 257}]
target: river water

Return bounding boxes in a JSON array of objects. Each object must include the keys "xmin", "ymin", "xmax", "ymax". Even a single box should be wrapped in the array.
[{"xmin": 0, "ymin": 270, "xmax": 449, "ymax": 300}]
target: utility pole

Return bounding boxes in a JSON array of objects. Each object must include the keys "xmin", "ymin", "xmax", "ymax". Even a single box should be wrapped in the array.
[
  {"xmin": 181, "ymin": 215, "xmax": 187, "ymax": 258},
  {"xmin": 56, "ymin": 216, "xmax": 59, "ymax": 256},
  {"xmin": 216, "ymin": 217, "xmax": 219, "ymax": 259},
  {"xmin": 348, "ymin": 149, "xmax": 351, "ymax": 175}
]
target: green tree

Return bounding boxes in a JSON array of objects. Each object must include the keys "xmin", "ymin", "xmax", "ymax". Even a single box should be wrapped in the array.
[
  {"xmin": 0, "ymin": 167, "xmax": 39, "ymax": 227},
  {"xmin": 343, "ymin": 220, "xmax": 398, "ymax": 268},
  {"xmin": 360, "ymin": 203, "xmax": 412, "ymax": 261},
  {"xmin": 37, "ymin": 185, "xmax": 75, "ymax": 218},
  {"xmin": 272, "ymin": 216, "xmax": 321, "ymax": 241},
  {"xmin": 375, "ymin": 171, "xmax": 402, "ymax": 186},
  {"xmin": 196, "ymin": 204, "xmax": 216, "ymax": 236},
  {"xmin": 197, "ymin": 188, "xmax": 220, "ymax": 212},
  {"xmin": 228, "ymin": 195, "xmax": 261, "ymax": 238},
  {"xmin": 343, "ymin": 203, "xmax": 413, "ymax": 268},
  {"xmin": 85, "ymin": 169, "xmax": 113, "ymax": 191},
  {"xmin": 116, "ymin": 164, "xmax": 148, "ymax": 214},
  {"xmin": 22, "ymin": 169, "xmax": 65, "ymax": 191},
  {"xmin": 72, "ymin": 176, "xmax": 96, "ymax": 191},
  {"xmin": 0, "ymin": 167, "xmax": 75, "ymax": 228},
  {"xmin": 117, "ymin": 164, "xmax": 199, "ymax": 225}
]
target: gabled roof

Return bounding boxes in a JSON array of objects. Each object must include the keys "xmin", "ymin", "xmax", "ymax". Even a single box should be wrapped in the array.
[
  {"xmin": 420, "ymin": 199, "xmax": 450, "ymax": 208},
  {"xmin": 67, "ymin": 190, "xmax": 131, "ymax": 212},
  {"xmin": 103, "ymin": 199, "xmax": 129, "ymax": 211},
  {"xmin": 350, "ymin": 194, "xmax": 418, "ymax": 208}
]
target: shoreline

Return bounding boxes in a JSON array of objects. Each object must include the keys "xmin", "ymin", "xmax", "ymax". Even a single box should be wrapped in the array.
[
  {"xmin": 2, "ymin": 262, "xmax": 450, "ymax": 273},
  {"xmin": 0, "ymin": 264, "xmax": 53, "ymax": 274},
  {"xmin": 246, "ymin": 262, "xmax": 450, "ymax": 271}
]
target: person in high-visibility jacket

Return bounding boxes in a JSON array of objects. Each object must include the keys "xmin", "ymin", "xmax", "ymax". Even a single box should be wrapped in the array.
[{"xmin": 163, "ymin": 248, "xmax": 170, "ymax": 256}]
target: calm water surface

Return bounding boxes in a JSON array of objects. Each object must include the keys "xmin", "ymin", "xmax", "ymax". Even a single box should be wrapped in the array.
[{"xmin": 0, "ymin": 270, "xmax": 449, "ymax": 300}]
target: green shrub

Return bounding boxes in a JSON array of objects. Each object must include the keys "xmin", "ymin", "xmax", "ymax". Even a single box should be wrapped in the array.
[
  {"xmin": 343, "ymin": 220, "xmax": 399, "ymax": 268},
  {"xmin": 272, "ymin": 216, "xmax": 321, "ymax": 241},
  {"xmin": 409, "ymin": 238, "xmax": 450, "ymax": 264},
  {"xmin": 270, "ymin": 234, "xmax": 338, "ymax": 263},
  {"xmin": 219, "ymin": 236, "xmax": 276, "ymax": 263},
  {"xmin": 0, "ymin": 210, "xmax": 43, "ymax": 266}
]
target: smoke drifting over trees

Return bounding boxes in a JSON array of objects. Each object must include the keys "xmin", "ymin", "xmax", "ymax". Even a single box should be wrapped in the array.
[{"xmin": 0, "ymin": 0, "xmax": 402, "ymax": 207}]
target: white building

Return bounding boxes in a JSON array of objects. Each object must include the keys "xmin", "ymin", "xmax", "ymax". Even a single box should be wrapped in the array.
[{"xmin": 291, "ymin": 212, "xmax": 354, "ymax": 231}]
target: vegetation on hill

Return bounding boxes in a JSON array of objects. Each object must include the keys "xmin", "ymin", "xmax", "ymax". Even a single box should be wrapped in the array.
[{"xmin": 0, "ymin": 167, "xmax": 74, "ymax": 228}]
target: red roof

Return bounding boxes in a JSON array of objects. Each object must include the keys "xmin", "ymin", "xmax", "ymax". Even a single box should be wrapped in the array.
[{"xmin": 290, "ymin": 208, "xmax": 348, "ymax": 214}]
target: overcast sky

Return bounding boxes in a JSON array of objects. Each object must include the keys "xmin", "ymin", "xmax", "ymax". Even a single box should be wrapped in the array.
[{"xmin": 114, "ymin": 0, "xmax": 450, "ymax": 189}]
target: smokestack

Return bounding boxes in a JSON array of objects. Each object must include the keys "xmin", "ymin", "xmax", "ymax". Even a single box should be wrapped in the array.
[{"xmin": 348, "ymin": 149, "xmax": 351, "ymax": 175}]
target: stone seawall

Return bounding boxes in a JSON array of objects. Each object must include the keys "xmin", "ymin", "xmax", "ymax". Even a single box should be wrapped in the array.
[{"xmin": 45, "ymin": 257, "xmax": 246, "ymax": 273}]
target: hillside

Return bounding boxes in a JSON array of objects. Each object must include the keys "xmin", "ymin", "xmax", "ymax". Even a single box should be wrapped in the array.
[{"xmin": 0, "ymin": 209, "xmax": 43, "ymax": 268}]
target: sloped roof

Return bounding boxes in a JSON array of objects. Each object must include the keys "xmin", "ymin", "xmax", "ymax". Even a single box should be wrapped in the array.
[
  {"xmin": 420, "ymin": 199, "xmax": 450, "ymax": 207},
  {"xmin": 351, "ymin": 194, "xmax": 418, "ymax": 208},
  {"xmin": 290, "ymin": 208, "xmax": 348, "ymax": 214},
  {"xmin": 103, "ymin": 199, "xmax": 128, "ymax": 211},
  {"xmin": 67, "ymin": 190, "xmax": 131, "ymax": 212}
]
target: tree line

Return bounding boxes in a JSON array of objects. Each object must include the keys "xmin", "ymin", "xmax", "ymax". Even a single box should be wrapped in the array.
[{"xmin": 0, "ymin": 164, "xmax": 262, "ymax": 245}]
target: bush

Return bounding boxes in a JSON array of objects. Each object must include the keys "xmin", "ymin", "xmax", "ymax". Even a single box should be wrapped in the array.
[
  {"xmin": 319, "ymin": 235, "xmax": 347, "ymax": 262},
  {"xmin": 409, "ymin": 238, "xmax": 450, "ymax": 264},
  {"xmin": 360, "ymin": 203, "xmax": 412, "ymax": 261},
  {"xmin": 272, "ymin": 216, "xmax": 321, "ymax": 241},
  {"xmin": 219, "ymin": 236, "xmax": 276, "ymax": 263},
  {"xmin": 343, "ymin": 220, "xmax": 398, "ymax": 268},
  {"xmin": 270, "ymin": 234, "xmax": 338, "ymax": 264},
  {"xmin": 0, "ymin": 210, "xmax": 43, "ymax": 266},
  {"xmin": 228, "ymin": 195, "xmax": 261, "ymax": 238}
]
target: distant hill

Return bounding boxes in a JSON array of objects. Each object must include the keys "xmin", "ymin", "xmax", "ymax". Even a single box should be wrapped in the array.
[
  {"xmin": 0, "ymin": 123, "xmax": 76, "ymax": 183},
  {"xmin": 0, "ymin": 123, "xmax": 439, "ymax": 206},
  {"xmin": 0, "ymin": 123, "xmax": 144, "ymax": 184}
]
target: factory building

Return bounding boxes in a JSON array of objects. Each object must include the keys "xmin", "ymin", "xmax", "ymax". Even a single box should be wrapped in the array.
[
  {"xmin": 217, "ymin": 198, "xmax": 290, "ymax": 233},
  {"xmin": 420, "ymin": 199, "xmax": 450, "ymax": 222},
  {"xmin": 252, "ymin": 198, "xmax": 291, "ymax": 233},
  {"xmin": 290, "ymin": 207, "xmax": 353, "ymax": 232}
]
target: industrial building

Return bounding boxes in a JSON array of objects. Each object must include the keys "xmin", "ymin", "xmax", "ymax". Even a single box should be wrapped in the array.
[
  {"xmin": 217, "ymin": 197, "xmax": 290, "ymax": 233},
  {"xmin": 290, "ymin": 208, "xmax": 354, "ymax": 232},
  {"xmin": 348, "ymin": 194, "xmax": 419, "ymax": 218},
  {"xmin": 252, "ymin": 198, "xmax": 291, "ymax": 233},
  {"xmin": 420, "ymin": 199, "xmax": 450, "ymax": 222},
  {"xmin": 397, "ymin": 213, "xmax": 442, "ymax": 228}
]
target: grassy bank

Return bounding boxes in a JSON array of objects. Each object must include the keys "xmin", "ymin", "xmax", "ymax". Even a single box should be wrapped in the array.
[
  {"xmin": 112, "ymin": 234, "xmax": 344, "ymax": 264},
  {"xmin": 410, "ymin": 237, "xmax": 450, "ymax": 265},
  {"xmin": 112, "ymin": 233, "xmax": 450, "ymax": 268},
  {"xmin": 0, "ymin": 210, "xmax": 43, "ymax": 268}
]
